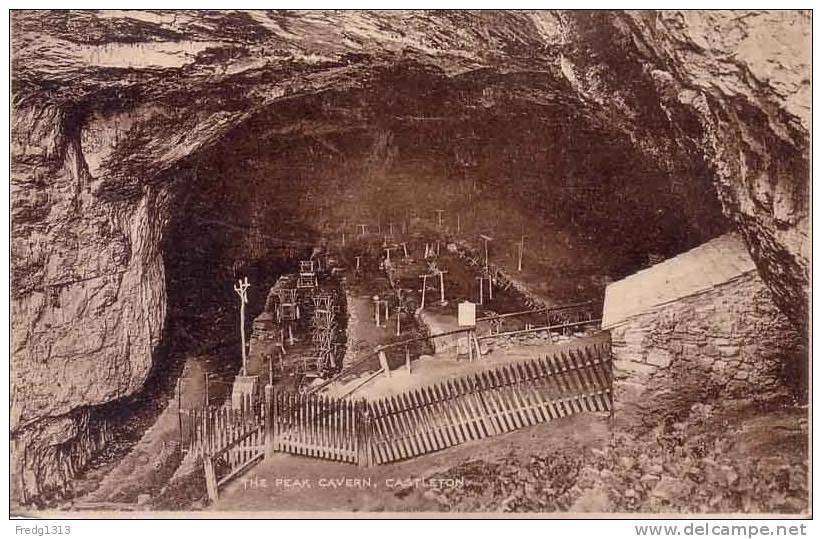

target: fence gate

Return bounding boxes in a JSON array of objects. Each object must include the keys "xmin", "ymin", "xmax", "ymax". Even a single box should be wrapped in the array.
[
  {"xmin": 269, "ymin": 392, "xmax": 365, "ymax": 464},
  {"xmin": 181, "ymin": 393, "xmax": 265, "ymax": 501}
]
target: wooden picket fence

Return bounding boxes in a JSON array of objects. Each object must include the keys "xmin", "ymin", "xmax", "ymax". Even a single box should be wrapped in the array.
[
  {"xmin": 365, "ymin": 342, "xmax": 611, "ymax": 464},
  {"xmin": 269, "ymin": 393, "xmax": 365, "ymax": 464},
  {"xmin": 185, "ymin": 339, "xmax": 613, "ymax": 499},
  {"xmin": 269, "ymin": 339, "xmax": 612, "ymax": 466},
  {"xmin": 180, "ymin": 393, "xmax": 265, "ymax": 500},
  {"xmin": 180, "ymin": 393, "xmax": 262, "ymax": 458}
]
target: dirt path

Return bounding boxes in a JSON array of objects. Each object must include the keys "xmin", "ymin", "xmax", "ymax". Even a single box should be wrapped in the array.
[{"xmin": 71, "ymin": 356, "xmax": 211, "ymax": 507}]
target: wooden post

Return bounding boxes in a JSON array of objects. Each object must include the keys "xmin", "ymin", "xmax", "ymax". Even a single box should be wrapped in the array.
[
  {"xmin": 358, "ymin": 224, "xmax": 368, "ymax": 236},
  {"xmin": 488, "ymin": 274, "xmax": 493, "ymax": 301},
  {"xmin": 435, "ymin": 209, "xmax": 445, "ymax": 227},
  {"xmin": 378, "ymin": 349, "xmax": 391, "ymax": 378},
  {"xmin": 357, "ymin": 400, "xmax": 369, "ymax": 467},
  {"xmin": 373, "ymin": 296, "xmax": 382, "ymax": 327},
  {"xmin": 401, "ymin": 242, "xmax": 409, "ymax": 258},
  {"xmin": 438, "ymin": 270, "xmax": 448, "ymax": 305},
  {"xmin": 204, "ymin": 371, "xmax": 209, "ymax": 407},
  {"xmin": 395, "ymin": 307, "xmax": 402, "ymax": 336},
  {"xmin": 384, "ymin": 246, "xmax": 395, "ymax": 263},
  {"xmin": 457, "ymin": 213, "xmax": 461, "ymax": 232},
  {"xmin": 476, "ymin": 276, "xmax": 484, "ymax": 305},
  {"xmin": 234, "ymin": 277, "xmax": 251, "ymax": 376},
  {"xmin": 517, "ymin": 235, "xmax": 525, "ymax": 272},
  {"xmin": 203, "ymin": 455, "xmax": 218, "ymax": 502},
  {"xmin": 264, "ymin": 385, "xmax": 275, "ymax": 458},
  {"xmin": 342, "ymin": 232, "xmax": 346, "ymax": 247},
  {"xmin": 418, "ymin": 275, "xmax": 429, "ymax": 310},
  {"xmin": 479, "ymin": 234, "xmax": 493, "ymax": 270},
  {"xmin": 405, "ymin": 346, "xmax": 411, "ymax": 374},
  {"xmin": 355, "ymin": 256, "xmax": 361, "ymax": 270}
]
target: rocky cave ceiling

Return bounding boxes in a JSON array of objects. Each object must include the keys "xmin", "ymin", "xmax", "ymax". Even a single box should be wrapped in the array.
[{"xmin": 9, "ymin": 9, "xmax": 810, "ymax": 502}]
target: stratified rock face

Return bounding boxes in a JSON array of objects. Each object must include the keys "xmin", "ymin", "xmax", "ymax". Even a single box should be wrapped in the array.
[
  {"xmin": 624, "ymin": 10, "xmax": 811, "ymax": 329},
  {"xmin": 10, "ymin": 10, "xmax": 809, "ymax": 503}
]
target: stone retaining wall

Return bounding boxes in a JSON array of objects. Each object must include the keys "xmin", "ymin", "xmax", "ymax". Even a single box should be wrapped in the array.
[{"xmin": 610, "ymin": 272, "xmax": 805, "ymax": 431}]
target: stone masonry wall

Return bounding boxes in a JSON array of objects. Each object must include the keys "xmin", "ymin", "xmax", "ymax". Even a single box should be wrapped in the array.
[{"xmin": 611, "ymin": 272, "xmax": 804, "ymax": 431}]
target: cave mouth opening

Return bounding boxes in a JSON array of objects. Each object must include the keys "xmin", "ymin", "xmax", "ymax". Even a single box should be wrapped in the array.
[
  {"xmin": 148, "ymin": 63, "xmax": 732, "ymax": 400},
  {"xmin": 159, "ymin": 61, "xmax": 729, "ymax": 348}
]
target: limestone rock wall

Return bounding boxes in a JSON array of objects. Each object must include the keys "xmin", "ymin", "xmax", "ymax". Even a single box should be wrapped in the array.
[
  {"xmin": 10, "ymin": 103, "xmax": 171, "ymax": 503},
  {"xmin": 611, "ymin": 272, "xmax": 804, "ymax": 430}
]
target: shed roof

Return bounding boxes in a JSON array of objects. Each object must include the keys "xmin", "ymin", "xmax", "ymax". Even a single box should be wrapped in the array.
[{"xmin": 601, "ymin": 233, "xmax": 756, "ymax": 329}]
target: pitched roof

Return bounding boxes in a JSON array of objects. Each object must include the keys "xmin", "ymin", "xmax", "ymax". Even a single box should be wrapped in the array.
[{"xmin": 601, "ymin": 233, "xmax": 757, "ymax": 328}]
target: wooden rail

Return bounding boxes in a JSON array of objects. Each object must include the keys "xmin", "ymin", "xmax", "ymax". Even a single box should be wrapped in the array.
[
  {"xmin": 475, "ymin": 300, "xmax": 596, "ymax": 323},
  {"xmin": 476, "ymin": 318, "xmax": 602, "ymax": 341}
]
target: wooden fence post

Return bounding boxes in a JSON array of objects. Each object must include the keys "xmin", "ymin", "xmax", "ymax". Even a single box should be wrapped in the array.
[
  {"xmin": 264, "ymin": 385, "xmax": 276, "ymax": 458},
  {"xmin": 368, "ymin": 400, "xmax": 376, "ymax": 467},
  {"xmin": 356, "ymin": 400, "xmax": 366, "ymax": 467},
  {"xmin": 203, "ymin": 455, "xmax": 219, "ymax": 502}
]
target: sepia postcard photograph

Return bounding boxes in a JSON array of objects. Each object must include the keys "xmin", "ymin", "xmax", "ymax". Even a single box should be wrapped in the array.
[{"xmin": 6, "ymin": 4, "xmax": 813, "ymax": 526}]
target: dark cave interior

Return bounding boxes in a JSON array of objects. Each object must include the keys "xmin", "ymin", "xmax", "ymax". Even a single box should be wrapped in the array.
[{"xmin": 161, "ymin": 65, "xmax": 730, "ymax": 354}]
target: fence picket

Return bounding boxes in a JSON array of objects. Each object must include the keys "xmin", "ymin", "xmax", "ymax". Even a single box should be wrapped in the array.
[
  {"xmin": 482, "ymin": 381, "xmax": 510, "ymax": 433},
  {"xmin": 449, "ymin": 379, "xmax": 477, "ymax": 441},
  {"xmin": 415, "ymin": 388, "xmax": 441, "ymax": 451},
  {"xmin": 574, "ymin": 350, "xmax": 606, "ymax": 411},
  {"xmin": 420, "ymin": 386, "xmax": 444, "ymax": 450},
  {"xmin": 439, "ymin": 382, "xmax": 465, "ymax": 445},
  {"xmin": 503, "ymin": 365, "xmax": 531, "ymax": 427},
  {"xmin": 400, "ymin": 392, "xmax": 423, "ymax": 456},
  {"xmin": 434, "ymin": 382, "xmax": 459, "ymax": 447},
  {"xmin": 542, "ymin": 356, "xmax": 570, "ymax": 418},
  {"xmin": 469, "ymin": 374, "xmax": 495, "ymax": 437},
  {"xmin": 403, "ymin": 392, "xmax": 425, "ymax": 457},
  {"xmin": 523, "ymin": 361, "xmax": 553, "ymax": 421},
  {"xmin": 409, "ymin": 390, "xmax": 433, "ymax": 454},
  {"xmin": 559, "ymin": 352, "xmax": 591, "ymax": 412},
  {"xmin": 491, "ymin": 369, "xmax": 520, "ymax": 430},
  {"xmin": 514, "ymin": 364, "xmax": 541, "ymax": 424},
  {"xmin": 389, "ymin": 395, "xmax": 412, "ymax": 458},
  {"xmin": 370, "ymin": 400, "xmax": 388, "ymax": 464},
  {"xmin": 509, "ymin": 371, "xmax": 537, "ymax": 427},
  {"xmin": 381, "ymin": 398, "xmax": 401, "ymax": 461},
  {"xmin": 476, "ymin": 372, "xmax": 504, "ymax": 433},
  {"xmin": 461, "ymin": 377, "xmax": 489, "ymax": 438}
]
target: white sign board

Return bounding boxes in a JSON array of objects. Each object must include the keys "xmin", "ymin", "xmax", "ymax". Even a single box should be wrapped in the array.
[{"xmin": 458, "ymin": 301, "xmax": 476, "ymax": 327}]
